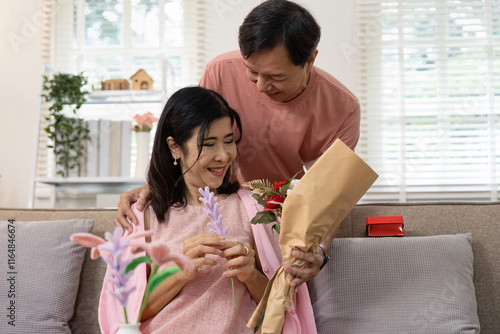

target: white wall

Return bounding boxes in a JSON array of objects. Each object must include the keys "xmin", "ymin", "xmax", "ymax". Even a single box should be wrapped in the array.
[
  {"xmin": 204, "ymin": 0, "xmax": 357, "ymax": 90},
  {"xmin": 0, "ymin": 0, "xmax": 356, "ymax": 208},
  {"xmin": 0, "ymin": 0, "xmax": 43, "ymax": 208}
]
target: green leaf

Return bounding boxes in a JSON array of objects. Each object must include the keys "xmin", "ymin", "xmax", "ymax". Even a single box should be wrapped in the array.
[
  {"xmin": 146, "ymin": 267, "xmax": 181, "ymax": 294},
  {"xmin": 272, "ymin": 224, "xmax": 281, "ymax": 234},
  {"xmin": 251, "ymin": 193, "xmax": 267, "ymax": 206},
  {"xmin": 280, "ymin": 183, "xmax": 291, "ymax": 195},
  {"xmin": 250, "ymin": 211, "xmax": 277, "ymax": 225},
  {"xmin": 244, "ymin": 179, "xmax": 280, "ymax": 196},
  {"xmin": 125, "ymin": 256, "xmax": 153, "ymax": 275},
  {"xmin": 42, "ymin": 72, "xmax": 90, "ymax": 177}
]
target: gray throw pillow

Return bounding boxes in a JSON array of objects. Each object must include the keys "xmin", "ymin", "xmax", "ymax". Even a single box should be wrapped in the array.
[
  {"xmin": 308, "ymin": 233, "xmax": 480, "ymax": 334},
  {"xmin": 0, "ymin": 219, "xmax": 93, "ymax": 334}
]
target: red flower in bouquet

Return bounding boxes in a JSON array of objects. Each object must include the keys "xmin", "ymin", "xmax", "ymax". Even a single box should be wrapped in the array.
[
  {"xmin": 273, "ymin": 180, "xmax": 287, "ymax": 190},
  {"xmin": 264, "ymin": 195, "xmax": 284, "ymax": 211},
  {"xmin": 244, "ymin": 171, "xmax": 303, "ymax": 234}
]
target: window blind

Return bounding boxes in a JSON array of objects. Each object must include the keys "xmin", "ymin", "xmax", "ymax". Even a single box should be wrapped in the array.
[
  {"xmin": 356, "ymin": 0, "xmax": 500, "ymax": 202},
  {"xmin": 37, "ymin": 0, "xmax": 55, "ymax": 179}
]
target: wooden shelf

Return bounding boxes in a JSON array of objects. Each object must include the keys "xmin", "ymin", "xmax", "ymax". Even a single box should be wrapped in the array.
[
  {"xmin": 35, "ymin": 177, "xmax": 147, "ymax": 209},
  {"xmin": 37, "ymin": 177, "xmax": 146, "ymax": 185},
  {"xmin": 85, "ymin": 90, "xmax": 164, "ymax": 104}
]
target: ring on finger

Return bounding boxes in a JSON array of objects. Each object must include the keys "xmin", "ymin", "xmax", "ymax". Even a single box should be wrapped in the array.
[
  {"xmin": 237, "ymin": 242, "xmax": 250, "ymax": 256},
  {"xmin": 243, "ymin": 246, "xmax": 249, "ymax": 256}
]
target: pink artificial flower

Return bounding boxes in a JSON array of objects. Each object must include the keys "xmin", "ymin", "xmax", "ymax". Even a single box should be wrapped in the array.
[
  {"xmin": 71, "ymin": 226, "xmax": 193, "ymax": 323},
  {"xmin": 70, "ymin": 233, "xmax": 106, "ymax": 259},
  {"xmin": 129, "ymin": 239, "xmax": 193, "ymax": 271},
  {"xmin": 133, "ymin": 111, "xmax": 158, "ymax": 131}
]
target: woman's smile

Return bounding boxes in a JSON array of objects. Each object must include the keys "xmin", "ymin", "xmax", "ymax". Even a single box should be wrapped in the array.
[{"xmin": 207, "ymin": 166, "xmax": 226, "ymax": 177}]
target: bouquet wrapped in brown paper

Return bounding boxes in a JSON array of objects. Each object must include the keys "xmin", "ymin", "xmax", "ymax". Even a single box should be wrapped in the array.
[{"xmin": 247, "ymin": 139, "xmax": 378, "ymax": 333}]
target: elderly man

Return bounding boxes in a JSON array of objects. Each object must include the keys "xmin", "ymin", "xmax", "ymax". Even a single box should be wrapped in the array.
[{"xmin": 116, "ymin": 0, "xmax": 359, "ymax": 289}]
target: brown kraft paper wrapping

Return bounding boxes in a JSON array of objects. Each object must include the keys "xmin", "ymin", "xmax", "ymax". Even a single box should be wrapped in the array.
[{"xmin": 247, "ymin": 139, "xmax": 379, "ymax": 333}]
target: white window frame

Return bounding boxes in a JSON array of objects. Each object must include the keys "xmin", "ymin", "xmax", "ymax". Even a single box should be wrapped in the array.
[
  {"xmin": 356, "ymin": 0, "xmax": 500, "ymax": 203},
  {"xmin": 36, "ymin": 0, "xmax": 206, "ymax": 179}
]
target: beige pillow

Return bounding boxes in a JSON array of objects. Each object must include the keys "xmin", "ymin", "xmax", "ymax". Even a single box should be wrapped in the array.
[
  {"xmin": 308, "ymin": 234, "xmax": 480, "ymax": 334},
  {"xmin": 0, "ymin": 219, "xmax": 93, "ymax": 333}
]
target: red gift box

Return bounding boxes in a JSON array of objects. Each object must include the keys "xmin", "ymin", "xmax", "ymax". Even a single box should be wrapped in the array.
[{"xmin": 366, "ymin": 216, "xmax": 404, "ymax": 237}]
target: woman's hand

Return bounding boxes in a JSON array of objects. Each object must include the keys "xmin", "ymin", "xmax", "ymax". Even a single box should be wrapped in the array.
[
  {"xmin": 142, "ymin": 233, "xmax": 223, "ymax": 320},
  {"xmin": 219, "ymin": 241, "xmax": 268, "ymax": 302},
  {"xmin": 219, "ymin": 241, "xmax": 256, "ymax": 283},
  {"xmin": 182, "ymin": 233, "xmax": 226, "ymax": 280}
]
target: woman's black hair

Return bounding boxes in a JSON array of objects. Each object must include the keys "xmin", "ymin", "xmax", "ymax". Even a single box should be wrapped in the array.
[
  {"xmin": 147, "ymin": 86, "xmax": 242, "ymax": 221},
  {"xmin": 238, "ymin": 0, "xmax": 321, "ymax": 66}
]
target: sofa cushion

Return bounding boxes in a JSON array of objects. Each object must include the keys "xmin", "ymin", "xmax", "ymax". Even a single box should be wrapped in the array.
[
  {"xmin": 308, "ymin": 233, "xmax": 480, "ymax": 334},
  {"xmin": 0, "ymin": 219, "xmax": 93, "ymax": 334}
]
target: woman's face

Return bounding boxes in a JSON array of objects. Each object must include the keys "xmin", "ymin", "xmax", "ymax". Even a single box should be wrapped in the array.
[{"xmin": 178, "ymin": 117, "xmax": 237, "ymax": 202}]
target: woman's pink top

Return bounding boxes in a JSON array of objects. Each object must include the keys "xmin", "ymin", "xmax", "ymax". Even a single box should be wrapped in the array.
[
  {"xmin": 140, "ymin": 193, "xmax": 256, "ymax": 333},
  {"xmin": 240, "ymin": 190, "xmax": 318, "ymax": 334},
  {"xmin": 98, "ymin": 190, "xmax": 317, "ymax": 334}
]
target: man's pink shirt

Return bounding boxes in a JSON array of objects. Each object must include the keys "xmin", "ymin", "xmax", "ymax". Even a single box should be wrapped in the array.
[{"xmin": 200, "ymin": 50, "xmax": 360, "ymax": 183}]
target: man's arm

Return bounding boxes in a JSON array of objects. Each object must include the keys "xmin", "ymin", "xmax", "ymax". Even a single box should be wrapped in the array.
[
  {"xmin": 289, "ymin": 103, "xmax": 360, "ymax": 286},
  {"xmin": 114, "ymin": 184, "xmax": 151, "ymax": 232}
]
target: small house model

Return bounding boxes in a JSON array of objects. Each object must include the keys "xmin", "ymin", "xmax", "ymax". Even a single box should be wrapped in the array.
[
  {"xmin": 101, "ymin": 79, "xmax": 130, "ymax": 90},
  {"xmin": 130, "ymin": 69, "xmax": 154, "ymax": 90}
]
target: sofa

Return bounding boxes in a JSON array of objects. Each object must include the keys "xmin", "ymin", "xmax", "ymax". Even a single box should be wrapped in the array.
[{"xmin": 0, "ymin": 202, "xmax": 498, "ymax": 333}]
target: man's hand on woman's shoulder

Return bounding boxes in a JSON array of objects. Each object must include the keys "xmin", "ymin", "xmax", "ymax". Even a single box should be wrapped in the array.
[{"xmin": 114, "ymin": 184, "xmax": 151, "ymax": 232}]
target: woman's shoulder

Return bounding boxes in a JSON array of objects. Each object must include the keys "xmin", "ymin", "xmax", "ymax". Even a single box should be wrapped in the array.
[
  {"xmin": 236, "ymin": 188, "xmax": 253, "ymax": 200},
  {"xmin": 222, "ymin": 189, "xmax": 256, "ymax": 207},
  {"xmin": 130, "ymin": 202, "xmax": 147, "ymax": 220},
  {"xmin": 233, "ymin": 189, "xmax": 262, "ymax": 215},
  {"xmin": 129, "ymin": 202, "xmax": 158, "ymax": 232}
]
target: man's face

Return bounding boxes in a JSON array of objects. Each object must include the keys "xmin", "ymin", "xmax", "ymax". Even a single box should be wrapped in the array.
[{"xmin": 243, "ymin": 45, "xmax": 317, "ymax": 102}]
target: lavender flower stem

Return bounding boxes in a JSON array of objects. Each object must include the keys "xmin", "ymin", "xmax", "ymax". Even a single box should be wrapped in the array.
[
  {"xmin": 98, "ymin": 227, "xmax": 136, "ymax": 322},
  {"xmin": 123, "ymin": 307, "xmax": 129, "ymax": 324},
  {"xmin": 198, "ymin": 186, "xmax": 236, "ymax": 312},
  {"xmin": 137, "ymin": 264, "xmax": 158, "ymax": 323}
]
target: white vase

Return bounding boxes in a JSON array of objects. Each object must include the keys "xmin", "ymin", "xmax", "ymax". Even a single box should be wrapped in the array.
[
  {"xmin": 117, "ymin": 322, "xmax": 142, "ymax": 334},
  {"xmin": 134, "ymin": 131, "xmax": 151, "ymax": 178}
]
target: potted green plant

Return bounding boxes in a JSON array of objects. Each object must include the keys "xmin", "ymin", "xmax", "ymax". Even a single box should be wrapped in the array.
[{"xmin": 42, "ymin": 72, "xmax": 90, "ymax": 177}]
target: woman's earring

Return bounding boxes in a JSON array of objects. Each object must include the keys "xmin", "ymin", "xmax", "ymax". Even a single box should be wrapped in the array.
[{"xmin": 173, "ymin": 158, "xmax": 178, "ymax": 166}]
